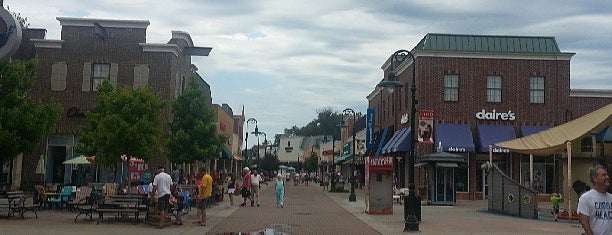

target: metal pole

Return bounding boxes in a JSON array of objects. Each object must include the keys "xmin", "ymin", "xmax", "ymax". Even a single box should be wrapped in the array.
[
  {"xmin": 331, "ymin": 134, "xmax": 336, "ymax": 192},
  {"xmin": 344, "ymin": 108, "xmax": 357, "ymax": 202},
  {"xmin": 404, "ymin": 50, "xmax": 419, "ymax": 231}
]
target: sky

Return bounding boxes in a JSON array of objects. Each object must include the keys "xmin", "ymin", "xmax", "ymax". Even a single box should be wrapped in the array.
[{"xmin": 7, "ymin": 0, "xmax": 612, "ymax": 137}]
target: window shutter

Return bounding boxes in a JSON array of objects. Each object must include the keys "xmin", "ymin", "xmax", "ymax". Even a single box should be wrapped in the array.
[
  {"xmin": 82, "ymin": 62, "xmax": 91, "ymax": 91},
  {"xmin": 110, "ymin": 63, "xmax": 118, "ymax": 85},
  {"xmin": 133, "ymin": 64, "xmax": 149, "ymax": 88},
  {"xmin": 50, "ymin": 62, "xmax": 67, "ymax": 91}
]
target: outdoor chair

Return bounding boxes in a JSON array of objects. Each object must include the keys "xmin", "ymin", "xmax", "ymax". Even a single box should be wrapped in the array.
[
  {"xmin": 67, "ymin": 186, "xmax": 92, "ymax": 211},
  {"xmin": 47, "ymin": 186, "xmax": 73, "ymax": 209},
  {"xmin": 74, "ymin": 193, "xmax": 101, "ymax": 222},
  {"xmin": 34, "ymin": 185, "xmax": 47, "ymax": 208},
  {"xmin": 103, "ymin": 183, "xmax": 117, "ymax": 196}
]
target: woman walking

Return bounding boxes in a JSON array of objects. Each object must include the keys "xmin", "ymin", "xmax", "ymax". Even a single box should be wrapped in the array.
[
  {"xmin": 225, "ymin": 173, "xmax": 236, "ymax": 206},
  {"xmin": 275, "ymin": 173, "xmax": 285, "ymax": 208}
]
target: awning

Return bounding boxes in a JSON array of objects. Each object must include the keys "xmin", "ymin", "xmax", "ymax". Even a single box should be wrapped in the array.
[
  {"xmin": 497, "ymin": 103, "xmax": 612, "ymax": 155},
  {"xmin": 436, "ymin": 162, "xmax": 459, "ymax": 168},
  {"xmin": 434, "ymin": 124, "xmax": 474, "ymax": 152},
  {"xmin": 381, "ymin": 127, "xmax": 412, "ymax": 154},
  {"xmin": 476, "ymin": 125, "xmax": 516, "ymax": 153},
  {"xmin": 520, "ymin": 125, "xmax": 551, "ymax": 137},
  {"xmin": 334, "ymin": 154, "xmax": 354, "ymax": 164},
  {"xmin": 597, "ymin": 127, "xmax": 612, "ymax": 143},
  {"xmin": 374, "ymin": 127, "xmax": 390, "ymax": 157},
  {"xmin": 219, "ymin": 146, "xmax": 232, "ymax": 160}
]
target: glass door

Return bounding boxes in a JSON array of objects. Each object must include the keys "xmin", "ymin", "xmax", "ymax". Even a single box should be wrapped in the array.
[{"xmin": 435, "ymin": 167, "xmax": 455, "ymax": 203}]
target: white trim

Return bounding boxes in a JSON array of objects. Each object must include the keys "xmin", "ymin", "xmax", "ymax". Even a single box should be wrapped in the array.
[
  {"xmin": 31, "ymin": 39, "xmax": 64, "ymax": 49},
  {"xmin": 570, "ymin": 89, "xmax": 612, "ymax": 98},
  {"xmin": 56, "ymin": 17, "xmax": 150, "ymax": 29},
  {"xmin": 139, "ymin": 43, "xmax": 180, "ymax": 57},
  {"xmin": 171, "ymin": 31, "xmax": 194, "ymax": 47}
]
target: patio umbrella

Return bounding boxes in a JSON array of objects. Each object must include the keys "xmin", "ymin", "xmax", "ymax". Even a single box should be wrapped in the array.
[
  {"xmin": 35, "ymin": 155, "xmax": 45, "ymax": 183},
  {"xmin": 63, "ymin": 155, "xmax": 91, "ymax": 164}
]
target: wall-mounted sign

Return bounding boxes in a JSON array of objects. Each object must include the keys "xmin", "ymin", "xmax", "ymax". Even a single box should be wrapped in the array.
[
  {"xmin": 368, "ymin": 156, "xmax": 393, "ymax": 171},
  {"xmin": 0, "ymin": 7, "xmax": 22, "ymax": 60},
  {"xmin": 475, "ymin": 109, "xmax": 516, "ymax": 121},
  {"xmin": 366, "ymin": 108, "xmax": 375, "ymax": 149},
  {"xmin": 418, "ymin": 110, "xmax": 434, "ymax": 143}
]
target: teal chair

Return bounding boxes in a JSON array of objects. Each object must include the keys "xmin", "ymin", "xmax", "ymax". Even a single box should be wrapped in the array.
[{"xmin": 47, "ymin": 186, "xmax": 73, "ymax": 209}]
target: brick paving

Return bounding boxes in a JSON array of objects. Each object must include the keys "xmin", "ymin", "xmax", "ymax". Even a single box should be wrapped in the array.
[{"xmin": 208, "ymin": 182, "xmax": 381, "ymax": 235}]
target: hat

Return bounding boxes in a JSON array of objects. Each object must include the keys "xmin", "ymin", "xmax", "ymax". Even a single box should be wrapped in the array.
[{"xmin": 243, "ymin": 167, "xmax": 250, "ymax": 171}]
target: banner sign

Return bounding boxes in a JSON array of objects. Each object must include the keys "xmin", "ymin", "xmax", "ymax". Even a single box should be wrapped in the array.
[
  {"xmin": 128, "ymin": 158, "xmax": 147, "ymax": 183},
  {"xmin": 366, "ymin": 108, "xmax": 375, "ymax": 149},
  {"xmin": 418, "ymin": 110, "xmax": 434, "ymax": 143}
]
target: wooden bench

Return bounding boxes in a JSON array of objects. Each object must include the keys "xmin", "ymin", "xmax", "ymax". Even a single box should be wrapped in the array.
[
  {"xmin": 0, "ymin": 191, "xmax": 38, "ymax": 219},
  {"xmin": 95, "ymin": 195, "xmax": 145, "ymax": 224}
]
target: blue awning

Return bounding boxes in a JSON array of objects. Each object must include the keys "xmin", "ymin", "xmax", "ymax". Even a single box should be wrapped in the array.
[
  {"xmin": 374, "ymin": 127, "xmax": 390, "ymax": 157},
  {"xmin": 381, "ymin": 127, "xmax": 412, "ymax": 154},
  {"xmin": 434, "ymin": 124, "xmax": 474, "ymax": 152},
  {"xmin": 597, "ymin": 127, "xmax": 612, "ymax": 142},
  {"xmin": 476, "ymin": 125, "xmax": 516, "ymax": 153},
  {"xmin": 520, "ymin": 125, "xmax": 551, "ymax": 137}
]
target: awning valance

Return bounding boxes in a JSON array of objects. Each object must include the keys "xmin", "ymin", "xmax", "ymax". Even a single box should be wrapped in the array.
[
  {"xmin": 497, "ymin": 103, "xmax": 612, "ymax": 155},
  {"xmin": 381, "ymin": 127, "xmax": 412, "ymax": 154},
  {"xmin": 434, "ymin": 124, "xmax": 474, "ymax": 152},
  {"xmin": 476, "ymin": 125, "xmax": 516, "ymax": 153}
]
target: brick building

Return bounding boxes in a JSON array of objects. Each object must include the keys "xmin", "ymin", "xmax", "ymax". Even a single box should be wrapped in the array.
[
  {"xmin": 7, "ymin": 17, "xmax": 214, "ymax": 190},
  {"xmin": 367, "ymin": 33, "xmax": 612, "ymax": 201}
]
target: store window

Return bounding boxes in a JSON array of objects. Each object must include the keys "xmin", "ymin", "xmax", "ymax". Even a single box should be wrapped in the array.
[
  {"xmin": 92, "ymin": 63, "xmax": 110, "ymax": 91},
  {"xmin": 444, "ymin": 75, "xmax": 459, "ymax": 101},
  {"xmin": 455, "ymin": 167, "xmax": 468, "ymax": 192},
  {"xmin": 581, "ymin": 137, "xmax": 593, "ymax": 152},
  {"xmin": 530, "ymin": 77, "xmax": 545, "ymax": 103},
  {"xmin": 487, "ymin": 76, "xmax": 502, "ymax": 103}
]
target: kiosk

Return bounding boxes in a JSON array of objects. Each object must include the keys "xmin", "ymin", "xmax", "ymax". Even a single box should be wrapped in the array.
[
  {"xmin": 419, "ymin": 152, "xmax": 465, "ymax": 205},
  {"xmin": 365, "ymin": 156, "xmax": 393, "ymax": 214}
]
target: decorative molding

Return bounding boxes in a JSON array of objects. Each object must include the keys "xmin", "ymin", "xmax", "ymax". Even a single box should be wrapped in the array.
[
  {"xmin": 57, "ymin": 17, "xmax": 150, "ymax": 29},
  {"xmin": 139, "ymin": 43, "xmax": 181, "ymax": 57},
  {"xmin": 31, "ymin": 39, "xmax": 64, "ymax": 49},
  {"xmin": 171, "ymin": 31, "xmax": 194, "ymax": 47}
]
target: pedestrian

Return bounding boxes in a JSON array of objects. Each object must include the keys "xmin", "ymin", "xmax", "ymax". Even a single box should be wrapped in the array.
[
  {"xmin": 577, "ymin": 164, "xmax": 611, "ymax": 235},
  {"xmin": 356, "ymin": 171, "xmax": 364, "ymax": 189},
  {"xmin": 195, "ymin": 167, "xmax": 213, "ymax": 226},
  {"xmin": 275, "ymin": 173, "xmax": 285, "ymax": 208},
  {"xmin": 151, "ymin": 166, "xmax": 172, "ymax": 229},
  {"xmin": 171, "ymin": 167, "xmax": 180, "ymax": 185},
  {"xmin": 239, "ymin": 167, "xmax": 252, "ymax": 207},
  {"xmin": 250, "ymin": 169, "xmax": 261, "ymax": 207},
  {"xmin": 178, "ymin": 168, "xmax": 185, "ymax": 185},
  {"xmin": 171, "ymin": 186, "xmax": 185, "ymax": 225},
  {"xmin": 550, "ymin": 193, "xmax": 563, "ymax": 221},
  {"xmin": 225, "ymin": 172, "xmax": 236, "ymax": 206},
  {"xmin": 322, "ymin": 173, "xmax": 329, "ymax": 191}
]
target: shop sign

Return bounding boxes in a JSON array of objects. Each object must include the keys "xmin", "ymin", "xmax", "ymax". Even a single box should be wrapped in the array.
[
  {"xmin": 368, "ymin": 156, "xmax": 393, "ymax": 171},
  {"xmin": 447, "ymin": 147, "xmax": 467, "ymax": 152},
  {"xmin": 366, "ymin": 108, "xmax": 375, "ymax": 149},
  {"xmin": 475, "ymin": 109, "xmax": 516, "ymax": 121}
]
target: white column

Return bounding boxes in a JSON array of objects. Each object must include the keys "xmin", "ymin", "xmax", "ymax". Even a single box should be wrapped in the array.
[
  {"xmin": 567, "ymin": 141, "xmax": 572, "ymax": 222},
  {"xmin": 529, "ymin": 154, "xmax": 534, "ymax": 190}
]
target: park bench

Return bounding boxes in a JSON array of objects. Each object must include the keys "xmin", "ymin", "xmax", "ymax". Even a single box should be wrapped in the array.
[
  {"xmin": 95, "ymin": 194, "xmax": 146, "ymax": 224},
  {"xmin": 0, "ymin": 191, "xmax": 38, "ymax": 219}
]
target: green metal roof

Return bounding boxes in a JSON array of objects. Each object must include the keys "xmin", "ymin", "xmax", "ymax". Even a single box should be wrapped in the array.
[{"xmin": 415, "ymin": 33, "xmax": 561, "ymax": 54}]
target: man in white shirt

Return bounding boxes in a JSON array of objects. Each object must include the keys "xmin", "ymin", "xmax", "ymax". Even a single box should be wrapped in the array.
[
  {"xmin": 250, "ymin": 169, "xmax": 262, "ymax": 207},
  {"xmin": 151, "ymin": 166, "xmax": 173, "ymax": 229},
  {"xmin": 577, "ymin": 164, "xmax": 611, "ymax": 235}
]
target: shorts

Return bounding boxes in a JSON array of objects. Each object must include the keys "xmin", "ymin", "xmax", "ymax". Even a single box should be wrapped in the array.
[
  {"xmin": 227, "ymin": 188, "xmax": 235, "ymax": 194},
  {"xmin": 156, "ymin": 194, "xmax": 170, "ymax": 211},
  {"xmin": 251, "ymin": 184, "xmax": 259, "ymax": 194},
  {"xmin": 197, "ymin": 197, "xmax": 209, "ymax": 210}
]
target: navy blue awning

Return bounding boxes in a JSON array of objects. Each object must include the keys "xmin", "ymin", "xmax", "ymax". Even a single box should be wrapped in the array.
[
  {"xmin": 374, "ymin": 127, "xmax": 390, "ymax": 157},
  {"xmin": 434, "ymin": 124, "xmax": 474, "ymax": 152},
  {"xmin": 381, "ymin": 127, "xmax": 412, "ymax": 154},
  {"xmin": 520, "ymin": 125, "xmax": 551, "ymax": 137},
  {"xmin": 597, "ymin": 127, "xmax": 612, "ymax": 142},
  {"xmin": 476, "ymin": 125, "xmax": 516, "ymax": 153}
]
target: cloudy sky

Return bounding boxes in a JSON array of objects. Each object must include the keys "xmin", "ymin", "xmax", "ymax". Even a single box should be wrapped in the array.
[{"xmin": 7, "ymin": 0, "xmax": 612, "ymax": 137}]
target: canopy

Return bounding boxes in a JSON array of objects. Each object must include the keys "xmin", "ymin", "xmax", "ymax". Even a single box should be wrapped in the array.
[
  {"xmin": 381, "ymin": 127, "xmax": 412, "ymax": 154},
  {"xmin": 374, "ymin": 127, "xmax": 390, "ymax": 157},
  {"xmin": 497, "ymin": 103, "xmax": 612, "ymax": 155},
  {"xmin": 63, "ymin": 155, "xmax": 91, "ymax": 164},
  {"xmin": 596, "ymin": 127, "xmax": 612, "ymax": 143},
  {"xmin": 476, "ymin": 125, "xmax": 516, "ymax": 153},
  {"xmin": 434, "ymin": 124, "xmax": 475, "ymax": 152},
  {"xmin": 334, "ymin": 154, "xmax": 354, "ymax": 164}
]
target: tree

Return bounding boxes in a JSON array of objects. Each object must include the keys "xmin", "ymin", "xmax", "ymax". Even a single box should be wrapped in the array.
[
  {"xmin": 290, "ymin": 108, "xmax": 344, "ymax": 139},
  {"xmin": 76, "ymin": 80, "xmax": 165, "ymax": 166},
  {"xmin": 166, "ymin": 76, "xmax": 222, "ymax": 163},
  {"xmin": 0, "ymin": 59, "xmax": 59, "ymax": 165},
  {"xmin": 304, "ymin": 151, "xmax": 319, "ymax": 172},
  {"xmin": 260, "ymin": 151, "xmax": 280, "ymax": 176}
]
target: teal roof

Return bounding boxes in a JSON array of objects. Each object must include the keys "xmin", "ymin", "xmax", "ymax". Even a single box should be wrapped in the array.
[{"xmin": 415, "ymin": 34, "xmax": 561, "ymax": 54}]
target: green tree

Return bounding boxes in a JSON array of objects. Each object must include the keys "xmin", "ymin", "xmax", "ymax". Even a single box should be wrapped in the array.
[
  {"xmin": 76, "ymin": 81, "xmax": 165, "ymax": 166},
  {"xmin": 0, "ymin": 59, "xmax": 59, "ymax": 165},
  {"xmin": 304, "ymin": 151, "xmax": 319, "ymax": 172},
  {"xmin": 166, "ymin": 76, "xmax": 221, "ymax": 163},
  {"xmin": 260, "ymin": 151, "xmax": 280, "ymax": 175}
]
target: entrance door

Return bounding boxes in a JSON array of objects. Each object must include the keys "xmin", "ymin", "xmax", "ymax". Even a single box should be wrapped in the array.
[
  {"xmin": 435, "ymin": 167, "xmax": 455, "ymax": 203},
  {"xmin": 49, "ymin": 146, "xmax": 67, "ymax": 183}
]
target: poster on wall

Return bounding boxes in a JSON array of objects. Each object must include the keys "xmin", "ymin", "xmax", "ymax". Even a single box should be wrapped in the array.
[{"xmin": 418, "ymin": 110, "xmax": 434, "ymax": 143}]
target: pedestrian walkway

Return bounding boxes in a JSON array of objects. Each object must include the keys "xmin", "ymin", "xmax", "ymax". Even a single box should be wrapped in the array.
[{"xmin": 208, "ymin": 182, "xmax": 381, "ymax": 234}]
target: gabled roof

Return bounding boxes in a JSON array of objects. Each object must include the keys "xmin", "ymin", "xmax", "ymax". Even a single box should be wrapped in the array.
[{"xmin": 415, "ymin": 33, "xmax": 561, "ymax": 54}]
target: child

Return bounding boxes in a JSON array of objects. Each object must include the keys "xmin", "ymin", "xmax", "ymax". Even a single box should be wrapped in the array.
[
  {"xmin": 550, "ymin": 193, "xmax": 563, "ymax": 221},
  {"xmin": 173, "ymin": 194, "xmax": 185, "ymax": 225}
]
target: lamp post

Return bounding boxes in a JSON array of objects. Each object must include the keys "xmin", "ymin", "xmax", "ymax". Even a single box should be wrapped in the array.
[
  {"xmin": 343, "ymin": 108, "xmax": 357, "ymax": 202},
  {"xmin": 251, "ymin": 125, "xmax": 262, "ymax": 170},
  {"xmin": 245, "ymin": 118, "xmax": 257, "ymax": 165},
  {"xmin": 376, "ymin": 49, "xmax": 419, "ymax": 231}
]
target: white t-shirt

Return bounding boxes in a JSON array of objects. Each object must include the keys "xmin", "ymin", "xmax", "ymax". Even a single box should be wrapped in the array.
[
  {"xmin": 152, "ymin": 172, "xmax": 173, "ymax": 199},
  {"xmin": 577, "ymin": 189, "xmax": 612, "ymax": 235},
  {"xmin": 251, "ymin": 174, "xmax": 262, "ymax": 186}
]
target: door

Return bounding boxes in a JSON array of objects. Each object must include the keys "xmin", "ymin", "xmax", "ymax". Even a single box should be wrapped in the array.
[
  {"xmin": 435, "ymin": 167, "xmax": 455, "ymax": 203},
  {"xmin": 49, "ymin": 146, "xmax": 67, "ymax": 183}
]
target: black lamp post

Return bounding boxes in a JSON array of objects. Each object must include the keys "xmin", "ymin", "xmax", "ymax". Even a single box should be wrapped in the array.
[
  {"xmin": 376, "ymin": 49, "xmax": 419, "ymax": 231},
  {"xmin": 343, "ymin": 108, "xmax": 357, "ymax": 202},
  {"xmin": 245, "ymin": 118, "xmax": 257, "ymax": 164},
  {"xmin": 251, "ymin": 126, "xmax": 263, "ymax": 169}
]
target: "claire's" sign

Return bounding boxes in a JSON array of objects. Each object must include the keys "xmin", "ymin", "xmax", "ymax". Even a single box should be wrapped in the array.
[{"xmin": 475, "ymin": 109, "xmax": 516, "ymax": 121}]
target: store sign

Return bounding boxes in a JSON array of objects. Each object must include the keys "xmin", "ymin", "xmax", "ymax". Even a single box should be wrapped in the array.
[
  {"xmin": 366, "ymin": 108, "xmax": 375, "ymax": 149},
  {"xmin": 418, "ymin": 110, "xmax": 434, "ymax": 143},
  {"xmin": 447, "ymin": 147, "xmax": 467, "ymax": 152},
  {"xmin": 475, "ymin": 109, "xmax": 516, "ymax": 121},
  {"xmin": 368, "ymin": 156, "xmax": 393, "ymax": 171}
]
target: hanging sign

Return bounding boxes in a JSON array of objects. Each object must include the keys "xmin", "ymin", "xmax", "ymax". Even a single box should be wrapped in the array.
[
  {"xmin": 366, "ymin": 108, "xmax": 375, "ymax": 149},
  {"xmin": 418, "ymin": 110, "xmax": 434, "ymax": 143}
]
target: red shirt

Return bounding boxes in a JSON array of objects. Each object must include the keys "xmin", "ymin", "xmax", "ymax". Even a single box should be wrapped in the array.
[{"xmin": 242, "ymin": 172, "xmax": 251, "ymax": 189}]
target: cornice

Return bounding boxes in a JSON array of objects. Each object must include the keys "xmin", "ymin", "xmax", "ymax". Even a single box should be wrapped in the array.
[
  {"xmin": 139, "ymin": 43, "xmax": 180, "ymax": 57},
  {"xmin": 57, "ymin": 17, "xmax": 150, "ymax": 29},
  {"xmin": 31, "ymin": 39, "xmax": 64, "ymax": 49}
]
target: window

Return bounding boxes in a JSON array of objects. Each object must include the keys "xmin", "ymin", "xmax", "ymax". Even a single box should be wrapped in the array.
[
  {"xmin": 530, "ymin": 77, "xmax": 545, "ymax": 103},
  {"xmin": 444, "ymin": 75, "xmax": 459, "ymax": 101},
  {"xmin": 581, "ymin": 137, "xmax": 593, "ymax": 152},
  {"xmin": 92, "ymin": 64, "xmax": 110, "ymax": 91},
  {"xmin": 487, "ymin": 76, "xmax": 502, "ymax": 103}
]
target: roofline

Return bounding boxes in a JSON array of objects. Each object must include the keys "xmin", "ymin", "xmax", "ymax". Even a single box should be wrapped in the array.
[
  {"xmin": 57, "ymin": 17, "xmax": 150, "ymax": 29},
  {"xmin": 570, "ymin": 89, "xmax": 612, "ymax": 98}
]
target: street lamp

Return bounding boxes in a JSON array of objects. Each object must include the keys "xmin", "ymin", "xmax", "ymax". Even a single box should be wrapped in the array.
[
  {"xmin": 343, "ymin": 108, "xmax": 357, "ymax": 202},
  {"xmin": 376, "ymin": 49, "xmax": 419, "ymax": 231},
  {"xmin": 245, "ymin": 118, "xmax": 257, "ymax": 164},
  {"xmin": 251, "ymin": 125, "xmax": 263, "ymax": 169}
]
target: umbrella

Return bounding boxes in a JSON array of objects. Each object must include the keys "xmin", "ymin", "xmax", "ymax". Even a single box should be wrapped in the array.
[
  {"xmin": 63, "ymin": 155, "xmax": 91, "ymax": 164},
  {"xmin": 287, "ymin": 167, "xmax": 296, "ymax": 171},
  {"xmin": 35, "ymin": 155, "xmax": 46, "ymax": 174}
]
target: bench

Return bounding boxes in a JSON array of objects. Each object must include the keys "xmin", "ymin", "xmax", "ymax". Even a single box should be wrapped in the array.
[
  {"xmin": 0, "ymin": 191, "xmax": 38, "ymax": 219},
  {"xmin": 95, "ymin": 195, "xmax": 145, "ymax": 224}
]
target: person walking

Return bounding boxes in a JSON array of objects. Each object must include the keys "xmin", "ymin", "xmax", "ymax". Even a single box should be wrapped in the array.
[
  {"xmin": 250, "ymin": 169, "xmax": 262, "ymax": 207},
  {"xmin": 322, "ymin": 173, "xmax": 329, "ymax": 191},
  {"xmin": 225, "ymin": 173, "xmax": 236, "ymax": 206},
  {"xmin": 550, "ymin": 193, "xmax": 563, "ymax": 221},
  {"xmin": 577, "ymin": 164, "xmax": 611, "ymax": 235},
  {"xmin": 239, "ymin": 167, "xmax": 252, "ymax": 207},
  {"xmin": 196, "ymin": 168, "xmax": 213, "ymax": 226},
  {"xmin": 151, "ymin": 166, "xmax": 172, "ymax": 229},
  {"xmin": 275, "ymin": 173, "xmax": 285, "ymax": 208}
]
